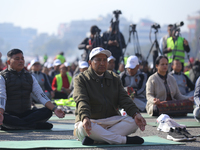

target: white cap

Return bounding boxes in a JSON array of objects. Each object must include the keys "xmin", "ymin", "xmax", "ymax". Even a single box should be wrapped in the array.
[
  {"xmin": 64, "ymin": 62, "xmax": 70, "ymax": 67},
  {"xmin": 47, "ymin": 63, "xmax": 53, "ymax": 68},
  {"xmin": 156, "ymin": 114, "xmax": 170, "ymax": 123},
  {"xmin": 125, "ymin": 55, "xmax": 139, "ymax": 69},
  {"xmin": 53, "ymin": 59, "xmax": 61, "ymax": 66},
  {"xmin": 44, "ymin": 62, "xmax": 48, "ymax": 67},
  {"xmin": 79, "ymin": 61, "xmax": 89, "ymax": 69},
  {"xmin": 107, "ymin": 56, "xmax": 116, "ymax": 62},
  {"xmin": 89, "ymin": 47, "xmax": 111, "ymax": 60},
  {"xmin": 28, "ymin": 59, "xmax": 40, "ymax": 70}
]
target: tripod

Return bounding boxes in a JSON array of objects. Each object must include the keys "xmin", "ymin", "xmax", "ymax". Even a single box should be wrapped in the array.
[
  {"xmin": 146, "ymin": 29, "xmax": 162, "ymax": 72},
  {"xmin": 125, "ymin": 24, "xmax": 143, "ymax": 61}
]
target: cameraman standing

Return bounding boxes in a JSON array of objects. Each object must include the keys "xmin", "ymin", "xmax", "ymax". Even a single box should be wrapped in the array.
[
  {"xmin": 102, "ymin": 25, "xmax": 126, "ymax": 71},
  {"xmin": 78, "ymin": 25, "xmax": 102, "ymax": 62},
  {"xmin": 163, "ymin": 23, "xmax": 190, "ymax": 71}
]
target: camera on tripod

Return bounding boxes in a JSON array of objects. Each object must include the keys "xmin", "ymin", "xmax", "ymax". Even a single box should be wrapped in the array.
[
  {"xmin": 130, "ymin": 24, "xmax": 136, "ymax": 31},
  {"xmin": 151, "ymin": 23, "xmax": 160, "ymax": 30},
  {"xmin": 113, "ymin": 10, "xmax": 122, "ymax": 20}
]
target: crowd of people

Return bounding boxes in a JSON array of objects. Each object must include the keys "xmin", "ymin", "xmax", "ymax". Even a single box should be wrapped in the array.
[{"xmin": 0, "ymin": 22, "xmax": 200, "ymax": 145}]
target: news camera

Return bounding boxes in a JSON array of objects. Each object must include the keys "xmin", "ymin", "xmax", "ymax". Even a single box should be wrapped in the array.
[
  {"xmin": 113, "ymin": 10, "xmax": 122, "ymax": 21},
  {"xmin": 151, "ymin": 23, "xmax": 160, "ymax": 30},
  {"xmin": 171, "ymin": 21, "xmax": 184, "ymax": 37}
]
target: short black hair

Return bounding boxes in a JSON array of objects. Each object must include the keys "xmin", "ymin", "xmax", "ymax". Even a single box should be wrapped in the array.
[
  {"xmin": 172, "ymin": 59, "xmax": 180, "ymax": 65},
  {"xmin": 59, "ymin": 52, "xmax": 64, "ymax": 55},
  {"xmin": 168, "ymin": 24, "xmax": 173, "ymax": 28},
  {"xmin": 155, "ymin": 56, "xmax": 168, "ymax": 65},
  {"xmin": 90, "ymin": 25, "xmax": 98, "ymax": 35},
  {"xmin": 7, "ymin": 49, "xmax": 23, "ymax": 59}
]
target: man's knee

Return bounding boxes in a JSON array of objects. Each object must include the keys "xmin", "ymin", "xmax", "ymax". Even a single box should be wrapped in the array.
[
  {"xmin": 40, "ymin": 107, "xmax": 53, "ymax": 118},
  {"xmin": 193, "ymin": 107, "xmax": 200, "ymax": 122}
]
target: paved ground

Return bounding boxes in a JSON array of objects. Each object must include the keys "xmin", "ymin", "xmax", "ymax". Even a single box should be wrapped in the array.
[{"xmin": 0, "ymin": 106, "xmax": 200, "ymax": 150}]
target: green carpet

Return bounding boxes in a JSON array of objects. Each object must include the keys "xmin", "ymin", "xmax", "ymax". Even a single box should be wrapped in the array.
[
  {"xmin": 141, "ymin": 113, "xmax": 194, "ymax": 119},
  {"xmin": 147, "ymin": 121, "xmax": 200, "ymax": 128},
  {"xmin": 0, "ymin": 136, "xmax": 183, "ymax": 149},
  {"xmin": 49, "ymin": 115, "xmax": 75, "ymax": 120},
  {"xmin": 0, "ymin": 124, "xmax": 74, "ymax": 133}
]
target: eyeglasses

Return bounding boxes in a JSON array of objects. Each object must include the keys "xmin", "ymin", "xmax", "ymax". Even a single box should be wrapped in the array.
[{"xmin": 93, "ymin": 58, "xmax": 107, "ymax": 63}]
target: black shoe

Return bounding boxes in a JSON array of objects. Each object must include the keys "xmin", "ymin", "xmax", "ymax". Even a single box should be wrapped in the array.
[
  {"xmin": 35, "ymin": 122, "xmax": 53, "ymax": 130},
  {"xmin": 126, "ymin": 136, "xmax": 144, "ymax": 144},
  {"xmin": 1, "ymin": 124, "xmax": 34, "ymax": 130},
  {"xmin": 179, "ymin": 127, "xmax": 196, "ymax": 141},
  {"xmin": 167, "ymin": 128, "xmax": 187, "ymax": 142},
  {"xmin": 63, "ymin": 106, "xmax": 73, "ymax": 114},
  {"xmin": 82, "ymin": 136, "xmax": 94, "ymax": 145}
]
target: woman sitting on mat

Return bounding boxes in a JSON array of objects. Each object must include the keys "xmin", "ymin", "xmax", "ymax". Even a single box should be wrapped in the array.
[{"xmin": 146, "ymin": 56, "xmax": 194, "ymax": 116}]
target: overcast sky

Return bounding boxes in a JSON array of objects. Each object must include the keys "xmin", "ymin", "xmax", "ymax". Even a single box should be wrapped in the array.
[{"xmin": 0, "ymin": 0, "xmax": 200, "ymax": 35}]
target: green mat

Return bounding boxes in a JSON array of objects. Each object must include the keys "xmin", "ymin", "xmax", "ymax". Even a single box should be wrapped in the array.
[
  {"xmin": 147, "ymin": 121, "xmax": 200, "ymax": 128},
  {"xmin": 0, "ymin": 136, "xmax": 183, "ymax": 149},
  {"xmin": 0, "ymin": 124, "xmax": 74, "ymax": 133},
  {"xmin": 141, "ymin": 113, "xmax": 194, "ymax": 119},
  {"xmin": 49, "ymin": 115, "xmax": 75, "ymax": 120}
]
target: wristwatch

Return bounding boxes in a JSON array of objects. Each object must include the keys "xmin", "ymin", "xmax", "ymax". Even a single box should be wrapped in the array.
[
  {"xmin": 133, "ymin": 112, "xmax": 140, "ymax": 119},
  {"xmin": 52, "ymin": 106, "xmax": 57, "ymax": 112}
]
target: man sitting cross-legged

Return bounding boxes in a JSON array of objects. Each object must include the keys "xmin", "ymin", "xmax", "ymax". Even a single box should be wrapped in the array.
[{"xmin": 0, "ymin": 49, "xmax": 65, "ymax": 130}]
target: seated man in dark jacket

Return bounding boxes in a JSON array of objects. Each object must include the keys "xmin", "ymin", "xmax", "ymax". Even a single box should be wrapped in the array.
[
  {"xmin": 73, "ymin": 47, "xmax": 146, "ymax": 145},
  {"xmin": 0, "ymin": 49, "xmax": 65, "ymax": 130}
]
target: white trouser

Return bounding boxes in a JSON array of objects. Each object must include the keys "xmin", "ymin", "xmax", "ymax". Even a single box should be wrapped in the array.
[
  {"xmin": 74, "ymin": 116, "xmax": 138, "ymax": 144},
  {"xmin": 133, "ymin": 98, "xmax": 146, "ymax": 112}
]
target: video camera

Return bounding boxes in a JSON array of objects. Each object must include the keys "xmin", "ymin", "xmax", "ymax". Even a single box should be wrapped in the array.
[
  {"xmin": 94, "ymin": 27, "xmax": 101, "ymax": 34},
  {"xmin": 151, "ymin": 23, "xmax": 160, "ymax": 30},
  {"xmin": 171, "ymin": 21, "xmax": 184, "ymax": 37},
  {"xmin": 130, "ymin": 24, "xmax": 136, "ymax": 32},
  {"xmin": 113, "ymin": 10, "xmax": 122, "ymax": 21}
]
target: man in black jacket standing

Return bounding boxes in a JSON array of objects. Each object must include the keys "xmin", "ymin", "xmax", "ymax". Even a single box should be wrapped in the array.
[
  {"xmin": 78, "ymin": 25, "xmax": 102, "ymax": 61},
  {"xmin": 102, "ymin": 25, "xmax": 126, "ymax": 71}
]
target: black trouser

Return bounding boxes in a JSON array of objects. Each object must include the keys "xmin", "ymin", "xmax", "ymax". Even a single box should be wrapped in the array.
[
  {"xmin": 2, "ymin": 107, "xmax": 52, "ymax": 130},
  {"xmin": 54, "ymin": 91, "xmax": 68, "ymax": 99},
  {"xmin": 113, "ymin": 55, "xmax": 120, "ymax": 71}
]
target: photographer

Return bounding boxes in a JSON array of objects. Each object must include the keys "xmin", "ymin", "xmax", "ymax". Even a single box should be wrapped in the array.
[
  {"xmin": 78, "ymin": 25, "xmax": 102, "ymax": 62},
  {"xmin": 102, "ymin": 25, "xmax": 126, "ymax": 71},
  {"xmin": 159, "ymin": 24, "xmax": 173, "ymax": 54},
  {"xmin": 102, "ymin": 10, "xmax": 126, "ymax": 71},
  {"xmin": 163, "ymin": 23, "xmax": 190, "ymax": 72}
]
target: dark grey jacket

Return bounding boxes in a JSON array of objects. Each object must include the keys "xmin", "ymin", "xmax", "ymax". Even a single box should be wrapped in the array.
[{"xmin": 0, "ymin": 68, "xmax": 33, "ymax": 114}]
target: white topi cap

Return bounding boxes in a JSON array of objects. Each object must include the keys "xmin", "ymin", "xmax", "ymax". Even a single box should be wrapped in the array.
[
  {"xmin": 125, "ymin": 55, "xmax": 139, "ymax": 69},
  {"xmin": 53, "ymin": 59, "xmax": 62, "ymax": 66},
  {"xmin": 79, "ymin": 61, "xmax": 89, "ymax": 68},
  {"xmin": 107, "ymin": 56, "xmax": 116, "ymax": 62},
  {"xmin": 89, "ymin": 47, "xmax": 111, "ymax": 60}
]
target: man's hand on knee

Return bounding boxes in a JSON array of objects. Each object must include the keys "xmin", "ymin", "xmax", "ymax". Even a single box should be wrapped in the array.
[
  {"xmin": 0, "ymin": 112, "xmax": 3, "ymax": 125},
  {"xmin": 82, "ymin": 117, "xmax": 91, "ymax": 136},
  {"xmin": 133, "ymin": 113, "xmax": 146, "ymax": 131}
]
